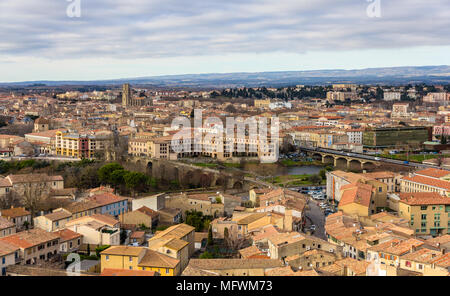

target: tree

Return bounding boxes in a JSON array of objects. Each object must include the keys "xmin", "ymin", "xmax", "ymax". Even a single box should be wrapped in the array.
[
  {"xmin": 110, "ymin": 169, "xmax": 126, "ymax": 190},
  {"xmin": 185, "ymin": 210, "xmax": 204, "ymax": 232},
  {"xmin": 308, "ymin": 174, "xmax": 322, "ymax": 185},
  {"xmin": 224, "ymin": 104, "xmax": 237, "ymax": 113},
  {"xmin": 207, "ymin": 227, "xmax": 213, "ymax": 246},
  {"xmin": 0, "ymin": 191, "xmax": 21, "ymax": 209},
  {"xmin": 98, "ymin": 163, "xmax": 124, "ymax": 184},
  {"xmin": 123, "ymin": 171, "xmax": 150, "ymax": 196},
  {"xmin": 199, "ymin": 251, "xmax": 214, "ymax": 259},
  {"xmin": 18, "ymin": 182, "xmax": 51, "ymax": 221},
  {"xmin": 319, "ymin": 169, "xmax": 327, "ymax": 180}
]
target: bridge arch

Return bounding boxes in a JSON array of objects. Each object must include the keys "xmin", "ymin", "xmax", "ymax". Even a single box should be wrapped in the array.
[
  {"xmin": 335, "ymin": 157, "xmax": 348, "ymax": 169},
  {"xmin": 312, "ymin": 153, "xmax": 323, "ymax": 161},
  {"xmin": 348, "ymin": 159, "xmax": 362, "ymax": 171},
  {"xmin": 323, "ymin": 155, "xmax": 334, "ymax": 165},
  {"xmin": 362, "ymin": 161, "xmax": 376, "ymax": 171}
]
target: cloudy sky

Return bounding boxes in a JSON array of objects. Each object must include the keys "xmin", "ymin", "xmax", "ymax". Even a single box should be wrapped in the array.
[{"xmin": 0, "ymin": 0, "xmax": 449, "ymax": 82}]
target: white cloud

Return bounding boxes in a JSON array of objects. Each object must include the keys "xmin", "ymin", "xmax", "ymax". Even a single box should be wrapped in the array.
[{"xmin": 0, "ymin": 0, "xmax": 449, "ymax": 80}]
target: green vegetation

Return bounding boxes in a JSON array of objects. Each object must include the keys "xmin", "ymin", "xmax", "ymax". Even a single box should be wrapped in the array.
[
  {"xmin": 266, "ymin": 173, "xmax": 326, "ymax": 186},
  {"xmin": 193, "ymin": 163, "xmax": 219, "ymax": 168},
  {"xmin": 97, "ymin": 162, "xmax": 157, "ymax": 195},
  {"xmin": 155, "ymin": 225, "xmax": 170, "ymax": 232},
  {"xmin": 184, "ymin": 210, "xmax": 212, "ymax": 232},
  {"xmin": 95, "ymin": 245, "xmax": 110, "ymax": 257},
  {"xmin": 380, "ymin": 153, "xmax": 450, "ymax": 163},
  {"xmin": 280, "ymin": 159, "xmax": 324, "ymax": 167},
  {"xmin": 221, "ymin": 162, "xmax": 241, "ymax": 168},
  {"xmin": 0, "ymin": 159, "xmax": 51, "ymax": 174},
  {"xmin": 199, "ymin": 246, "xmax": 223, "ymax": 259}
]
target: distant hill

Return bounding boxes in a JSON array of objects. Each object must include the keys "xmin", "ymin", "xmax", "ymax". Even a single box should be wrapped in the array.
[{"xmin": 1, "ymin": 65, "xmax": 449, "ymax": 88}]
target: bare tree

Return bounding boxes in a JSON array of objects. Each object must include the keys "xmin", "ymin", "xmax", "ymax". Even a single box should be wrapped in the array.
[
  {"xmin": 0, "ymin": 191, "xmax": 21, "ymax": 209},
  {"xmin": 16, "ymin": 182, "xmax": 51, "ymax": 220}
]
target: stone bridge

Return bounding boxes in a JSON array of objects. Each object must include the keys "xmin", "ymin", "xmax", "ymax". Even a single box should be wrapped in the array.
[
  {"xmin": 306, "ymin": 151, "xmax": 380, "ymax": 171},
  {"xmin": 128, "ymin": 156, "xmax": 269, "ymax": 191}
]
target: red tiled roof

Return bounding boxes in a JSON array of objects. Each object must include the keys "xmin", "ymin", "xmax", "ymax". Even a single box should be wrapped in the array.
[
  {"xmin": 415, "ymin": 168, "xmax": 450, "ymax": 179},
  {"xmin": 402, "ymin": 175, "xmax": 450, "ymax": 191},
  {"xmin": 399, "ymin": 192, "xmax": 450, "ymax": 206}
]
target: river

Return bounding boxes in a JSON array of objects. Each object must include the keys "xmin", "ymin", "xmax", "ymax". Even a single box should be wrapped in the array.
[{"xmin": 241, "ymin": 163, "xmax": 323, "ymax": 176}]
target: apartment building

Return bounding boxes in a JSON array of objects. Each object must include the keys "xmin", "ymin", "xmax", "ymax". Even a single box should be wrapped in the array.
[
  {"xmin": 400, "ymin": 168, "xmax": 450, "ymax": 197},
  {"xmin": 55, "ymin": 130, "xmax": 113, "ymax": 159},
  {"xmin": 0, "ymin": 228, "xmax": 60, "ymax": 265},
  {"xmin": 366, "ymin": 238, "xmax": 425, "ymax": 274},
  {"xmin": 62, "ymin": 192, "xmax": 128, "ymax": 219},
  {"xmin": 383, "ymin": 92, "xmax": 401, "ymax": 101},
  {"xmin": 399, "ymin": 248, "xmax": 449, "ymax": 276},
  {"xmin": 100, "ymin": 246, "xmax": 180, "ymax": 276},
  {"xmin": 398, "ymin": 192, "xmax": 450, "ymax": 236}
]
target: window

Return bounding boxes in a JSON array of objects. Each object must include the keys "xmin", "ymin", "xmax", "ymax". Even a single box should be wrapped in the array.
[
  {"xmin": 166, "ymin": 268, "xmax": 170, "ymax": 274},
  {"xmin": 2, "ymin": 257, "xmax": 5, "ymax": 264},
  {"xmin": 129, "ymin": 256, "xmax": 133, "ymax": 262},
  {"xmin": 421, "ymin": 206, "xmax": 427, "ymax": 210},
  {"xmin": 418, "ymin": 264, "xmax": 423, "ymax": 270},
  {"xmin": 105, "ymin": 255, "xmax": 109, "ymax": 261},
  {"xmin": 421, "ymin": 214, "xmax": 427, "ymax": 220}
]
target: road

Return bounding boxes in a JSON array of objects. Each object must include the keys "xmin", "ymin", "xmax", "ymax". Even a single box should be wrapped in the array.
[
  {"xmin": 300, "ymin": 147, "xmax": 449, "ymax": 171},
  {"xmin": 303, "ymin": 197, "xmax": 327, "ymax": 240}
]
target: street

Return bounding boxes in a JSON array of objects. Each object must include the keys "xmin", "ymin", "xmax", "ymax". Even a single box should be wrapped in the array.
[{"xmin": 303, "ymin": 197, "xmax": 327, "ymax": 240}]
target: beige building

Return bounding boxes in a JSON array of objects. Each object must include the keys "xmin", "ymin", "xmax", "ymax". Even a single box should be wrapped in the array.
[
  {"xmin": 148, "ymin": 223, "xmax": 195, "ymax": 257},
  {"xmin": 65, "ymin": 214, "xmax": 121, "ymax": 246},
  {"xmin": 165, "ymin": 193, "xmax": 224, "ymax": 219},
  {"xmin": 286, "ymin": 248, "xmax": 338, "ymax": 271},
  {"xmin": 33, "ymin": 209, "xmax": 72, "ymax": 232},
  {"xmin": 182, "ymin": 259, "xmax": 284, "ymax": 276},
  {"xmin": 399, "ymin": 248, "xmax": 449, "ymax": 276},
  {"xmin": 400, "ymin": 168, "xmax": 450, "ymax": 197},
  {"xmin": 54, "ymin": 229, "xmax": 83, "ymax": 254},
  {"xmin": 120, "ymin": 206, "xmax": 159, "ymax": 229},
  {"xmin": 0, "ymin": 217, "xmax": 16, "ymax": 238},
  {"xmin": 254, "ymin": 99, "xmax": 271, "ymax": 109},
  {"xmin": 0, "ymin": 228, "xmax": 60, "ymax": 265},
  {"xmin": 0, "ymin": 207, "xmax": 31, "ymax": 231},
  {"xmin": 0, "ymin": 240, "xmax": 19, "ymax": 276},
  {"xmin": 267, "ymin": 232, "xmax": 340, "ymax": 261}
]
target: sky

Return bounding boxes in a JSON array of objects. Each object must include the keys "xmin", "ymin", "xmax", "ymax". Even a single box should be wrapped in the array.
[{"xmin": 0, "ymin": 0, "xmax": 449, "ymax": 82}]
